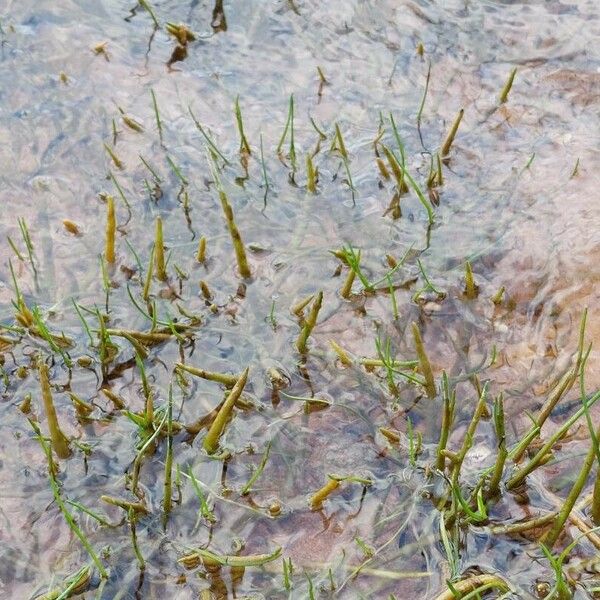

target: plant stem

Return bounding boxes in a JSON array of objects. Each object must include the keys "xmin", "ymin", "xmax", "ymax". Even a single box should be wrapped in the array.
[
  {"xmin": 543, "ymin": 423, "xmax": 600, "ymax": 548},
  {"xmin": 486, "ymin": 394, "xmax": 507, "ymax": 498},
  {"xmin": 436, "ymin": 372, "xmax": 455, "ymax": 470},
  {"xmin": 412, "ymin": 323, "xmax": 436, "ymax": 399},
  {"xmin": 440, "ymin": 108, "xmax": 464, "ymax": 157},
  {"xmin": 154, "ymin": 217, "xmax": 167, "ymax": 281},
  {"xmin": 499, "ymin": 67, "xmax": 517, "ymax": 104},
  {"xmin": 105, "ymin": 195, "xmax": 116, "ymax": 264},
  {"xmin": 203, "ymin": 367, "xmax": 249, "ymax": 454},
  {"xmin": 296, "ymin": 291, "xmax": 323, "ymax": 353},
  {"xmin": 38, "ymin": 360, "xmax": 71, "ymax": 459}
]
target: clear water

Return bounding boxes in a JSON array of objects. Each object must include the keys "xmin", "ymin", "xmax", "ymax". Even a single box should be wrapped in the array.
[{"xmin": 1, "ymin": 0, "xmax": 600, "ymax": 598}]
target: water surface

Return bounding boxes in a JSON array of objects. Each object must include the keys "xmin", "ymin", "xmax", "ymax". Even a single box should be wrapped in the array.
[{"xmin": 1, "ymin": 0, "xmax": 600, "ymax": 598}]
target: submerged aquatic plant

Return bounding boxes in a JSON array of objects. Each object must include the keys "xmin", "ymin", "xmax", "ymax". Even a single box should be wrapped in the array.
[
  {"xmin": 499, "ymin": 67, "xmax": 517, "ymax": 104},
  {"xmin": 296, "ymin": 291, "xmax": 323, "ymax": 353},
  {"xmin": 154, "ymin": 216, "xmax": 167, "ymax": 281},
  {"xmin": 209, "ymin": 155, "xmax": 252, "ymax": 278},
  {"xmin": 6, "ymin": 77, "xmax": 600, "ymax": 600},
  {"xmin": 203, "ymin": 367, "xmax": 249, "ymax": 454},
  {"xmin": 440, "ymin": 108, "xmax": 464, "ymax": 157},
  {"xmin": 38, "ymin": 359, "xmax": 71, "ymax": 459}
]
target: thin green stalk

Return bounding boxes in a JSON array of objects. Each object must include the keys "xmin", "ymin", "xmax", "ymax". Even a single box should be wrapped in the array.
[
  {"xmin": 131, "ymin": 407, "xmax": 169, "ymax": 495},
  {"xmin": 375, "ymin": 335, "xmax": 399, "ymax": 394},
  {"xmin": 317, "ymin": 66, "xmax": 327, "ymax": 98},
  {"xmin": 188, "ymin": 106, "xmax": 230, "ymax": 165},
  {"xmin": 296, "ymin": 291, "xmax": 323, "ymax": 353},
  {"xmin": 203, "ymin": 367, "xmax": 249, "ymax": 454},
  {"xmin": 450, "ymin": 382, "xmax": 489, "ymax": 487},
  {"xmin": 209, "ymin": 157, "xmax": 251, "ymax": 278},
  {"xmin": 39, "ymin": 565, "xmax": 92, "ymax": 600},
  {"xmin": 486, "ymin": 394, "xmax": 507, "ymax": 498},
  {"xmin": 412, "ymin": 323, "xmax": 436, "ymax": 399},
  {"xmin": 109, "ymin": 171, "xmax": 132, "ymax": 219},
  {"xmin": 464, "ymin": 261, "xmax": 477, "ymax": 299},
  {"xmin": 540, "ymin": 529, "xmax": 600, "ymax": 600},
  {"xmin": 436, "ymin": 372, "xmax": 455, "ymax": 470},
  {"xmin": 150, "ymin": 88, "xmax": 163, "ymax": 142},
  {"xmin": 235, "ymin": 96, "xmax": 251, "ymax": 155},
  {"xmin": 387, "ymin": 274, "xmax": 398, "ymax": 320},
  {"xmin": 66, "ymin": 500, "xmax": 112, "ymax": 527},
  {"xmin": 511, "ymin": 314, "xmax": 586, "ymax": 462},
  {"xmin": 407, "ymin": 417, "xmax": 421, "ymax": 466},
  {"xmin": 341, "ymin": 156, "xmax": 355, "ymax": 200},
  {"xmin": 105, "ymin": 195, "xmax": 116, "ymax": 264},
  {"xmin": 283, "ymin": 557, "xmax": 294, "ymax": 591},
  {"xmin": 7, "ymin": 236, "xmax": 24, "ymax": 261},
  {"xmin": 439, "ymin": 512, "xmax": 460, "ymax": 580},
  {"xmin": 310, "ymin": 117, "xmax": 327, "ymax": 140},
  {"xmin": 187, "ymin": 466, "xmax": 216, "ymax": 523},
  {"xmin": 166, "ymin": 155, "xmax": 188, "ymax": 185},
  {"xmin": 576, "ymin": 337, "xmax": 600, "ymax": 524},
  {"xmin": 307, "ymin": 572, "xmax": 316, "ymax": 600},
  {"xmin": 330, "ymin": 340, "xmax": 352, "ymax": 366},
  {"xmin": 571, "ymin": 158, "xmax": 580, "ymax": 178},
  {"xmin": 451, "ymin": 482, "xmax": 487, "ymax": 523},
  {"xmin": 416, "ymin": 62, "xmax": 431, "ymax": 126},
  {"xmin": 389, "ymin": 113, "xmax": 406, "ymax": 166},
  {"xmin": 139, "ymin": 154, "xmax": 163, "ymax": 182},
  {"xmin": 399, "ymin": 164, "xmax": 434, "ymax": 225},
  {"xmin": 29, "ymin": 420, "xmax": 107, "ymax": 578},
  {"xmin": 72, "ymin": 300, "xmax": 94, "ymax": 346},
  {"xmin": 268, "ymin": 300, "xmax": 277, "ymax": 329},
  {"xmin": 38, "ymin": 359, "xmax": 71, "ymax": 459},
  {"xmin": 134, "ymin": 352, "xmax": 152, "ymax": 420},
  {"xmin": 241, "ymin": 441, "xmax": 272, "ymax": 495},
  {"xmin": 507, "ymin": 390, "xmax": 600, "ymax": 489},
  {"xmin": 95, "ymin": 307, "xmax": 111, "ymax": 379},
  {"xmin": 381, "ymin": 144, "xmax": 407, "ymax": 193},
  {"xmin": 499, "ymin": 68, "xmax": 517, "ymax": 104},
  {"xmin": 179, "ymin": 546, "xmax": 281, "ymax": 569},
  {"xmin": 440, "ymin": 108, "xmax": 464, "ymax": 157},
  {"xmin": 175, "ymin": 362, "xmax": 238, "ymax": 387},
  {"xmin": 111, "ymin": 117, "xmax": 118, "ymax": 144},
  {"xmin": 436, "ymin": 153, "xmax": 443, "ymax": 186},
  {"xmin": 154, "ymin": 217, "xmax": 167, "ymax": 281},
  {"xmin": 277, "ymin": 94, "xmax": 296, "ymax": 170},
  {"xmin": 124, "ymin": 238, "xmax": 143, "ymax": 274},
  {"xmin": 592, "ymin": 472, "xmax": 600, "ymax": 526},
  {"xmin": 342, "ymin": 245, "xmax": 372, "ymax": 291},
  {"xmin": 129, "ymin": 508, "xmax": 145, "ymax": 571},
  {"xmin": 99, "ymin": 254, "xmax": 110, "ymax": 312},
  {"xmin": 103, "ymin": 143, "xmax": 123, "ymax": 170},
  {"xmin": 139, "ymin": 0, "xmax": 159, "ymax": 27},
  {"xmin": 306, "ymin": 153, "xmax": 317, "ymax": 193},
  {"xmin": 330, "ymin": 123, "xmax": 348, "ymax": 160},
  {"xmin": 290, "ymin": 294, "xmax": 314, "ymax": 317},
  {"xmin": 260, "ymin": 133, "xmax": 269, "ymax": 202},
  {"xmin": 543, "ymin": 422, "xmax": 600, "ymax": 548},
  {"xmin": 31, "ymin": 306, "xmax": 73, "ymax": 367},
  {"xmin": 524, "ymin": 152, "xmax": 536, "ymax": 170},
  {"xmin": 143, "ymin": 244, "xmax": 155, "ymax": 300},
  {"xmin": 18, "ymin": 217, "xmax": 37, "ymax": 275},
  {"xmin": 163, "ymin": 385, "xmax": 174, "ymax": 528},
  {"xmin": 340, "ymin": 263, "xmax": 356, "ymax": 299},
  {"xmin": 9, "ymin": 258, "xmax": 24, "ymax": 309}
]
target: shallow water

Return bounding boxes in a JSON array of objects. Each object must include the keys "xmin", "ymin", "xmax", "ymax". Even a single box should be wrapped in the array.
[{"xmin": 1, "ymin": 0, "xmax": 600, "ymax": 598}]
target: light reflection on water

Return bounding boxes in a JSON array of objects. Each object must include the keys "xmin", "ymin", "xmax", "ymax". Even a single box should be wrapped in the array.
[{"xmin": 1, "ymin": 0, "xmax": 600, "ymax": 597}]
